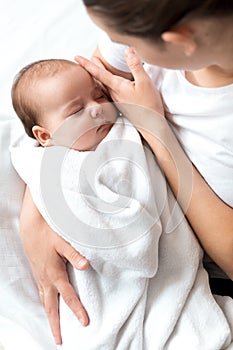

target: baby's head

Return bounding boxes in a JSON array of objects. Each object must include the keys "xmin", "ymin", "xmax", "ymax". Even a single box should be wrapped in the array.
[{"xmin": 12, "ymin": 59, "xmax": 118, "ymax": 150}]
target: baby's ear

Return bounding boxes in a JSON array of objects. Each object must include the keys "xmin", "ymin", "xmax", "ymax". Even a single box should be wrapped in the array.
[{"xmin": 32, "ymin": 125, "xmax": 52, "ymax": 146}]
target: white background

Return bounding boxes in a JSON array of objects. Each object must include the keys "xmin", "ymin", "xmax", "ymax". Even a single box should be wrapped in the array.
[{"xmin": 0, "ymin": 0, "xmax": 102, "ymax": 119}]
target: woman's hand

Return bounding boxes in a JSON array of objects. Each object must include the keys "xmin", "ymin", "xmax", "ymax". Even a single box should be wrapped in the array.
[
  {"xmin": 20, "ymin": 187, "xmax": 89, "ymax": 345},
  {"xmin": 75, "ymin": 47, "xmax": 164, "ymax": 115}
]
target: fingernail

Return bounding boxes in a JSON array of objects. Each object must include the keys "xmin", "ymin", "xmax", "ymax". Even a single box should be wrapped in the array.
[
  {"xmin": 81, "ymin": 318, "xmax": 86, "ymax": 326},
  {"xmin": 75, "ymin": 56, "xmax": 83, "ymax": 63},
  {"xmin": 80, "ymin": 315, "xmax": 88, "ymax": 326},
  {"xmin": 55, "ymin": 338, "xmax": 62, "ymax": 345},
  {"xmin": 125, "ymin": 47, "xmax": 136, "ymax": 57},
  {"xmin": 76, "ymin": 258, "xmax": 88, "ymax": 269},
  {"xmin": 78, "ymin": 310, "xmax": 89, "ymax": 326}
]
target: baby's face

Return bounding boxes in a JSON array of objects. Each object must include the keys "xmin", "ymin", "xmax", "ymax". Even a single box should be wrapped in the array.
[{"xmin": 37, "ymin": 63, "xmax": 118, "ymax": 150}]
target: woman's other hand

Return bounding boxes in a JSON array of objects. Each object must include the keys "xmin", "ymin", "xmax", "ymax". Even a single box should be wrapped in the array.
[{"xmin": 20, "ymin": 187, "xmax": 89, "ymax": 345}]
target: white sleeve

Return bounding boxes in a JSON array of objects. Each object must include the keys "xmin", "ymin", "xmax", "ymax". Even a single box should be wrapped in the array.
[{"xmin": 98, "ymin": 33, "xmax": 131, "ymax": 73}]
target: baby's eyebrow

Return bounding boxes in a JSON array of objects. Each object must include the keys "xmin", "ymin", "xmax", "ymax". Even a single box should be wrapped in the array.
[
  {"xmin": 92, "ymin": 84, "xmax": 103, "ymax": 93},
  {"xmin": 93, "ymin": 78, "xmax": 105, "ymax": 91},
  {"xmin": 93, "ymin": 80, "xmax": 111, "ymax": 100},
  {"xmin": 93, "ymin": 82, "xmax": 110, "ymax": 98}
]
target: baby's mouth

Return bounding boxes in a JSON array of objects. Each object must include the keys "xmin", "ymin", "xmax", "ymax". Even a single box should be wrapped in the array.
[{"xmin": 97, "ymin": 123, "xmax": 112, "ymax": 132}]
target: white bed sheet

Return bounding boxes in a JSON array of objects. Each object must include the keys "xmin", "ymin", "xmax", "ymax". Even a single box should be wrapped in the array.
[{"xmin": 0, "ymin": 1, "xmax": 102, "ymax": 348}]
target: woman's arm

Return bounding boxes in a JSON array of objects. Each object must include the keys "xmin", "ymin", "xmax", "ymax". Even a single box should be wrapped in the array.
[
  {"xmin": 20, "ymin": 186, "xmax": 89, "ymax": 344},
  {"xmin": 138, "ymin": 113, "xmax": 233, "ymax": 280},
  {"xmin": 75, "ymin": 50, "xmax": 233, "ymax": 279}
]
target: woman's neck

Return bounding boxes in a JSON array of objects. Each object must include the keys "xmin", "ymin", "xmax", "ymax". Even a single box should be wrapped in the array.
[
  {"xmin": 186, "ymin": 65, "xmax": 233, "ymax": 88},
  {"xmin": 186, "ymin": 16, "xmax": 233, "ymax": 87}
]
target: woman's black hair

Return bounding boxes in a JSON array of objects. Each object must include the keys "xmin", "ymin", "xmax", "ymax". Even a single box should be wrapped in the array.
[{"xmin": 83, "ymin": 0, "xmax": 233, "ymax": 41}]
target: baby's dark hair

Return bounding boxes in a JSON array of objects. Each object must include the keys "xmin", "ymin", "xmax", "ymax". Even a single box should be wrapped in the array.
[
  {"xmin": 11, "ymin": 59, "xmax": 76, "ymax": 138},
  {"xmin": 83, "ymin": 0, "xmax": 233, "ymax": 42}
]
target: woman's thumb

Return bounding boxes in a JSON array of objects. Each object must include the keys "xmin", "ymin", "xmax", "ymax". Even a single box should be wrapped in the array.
[{"xmin": 125, "ymin": 47, "xmax": 145, "ymax": 82}]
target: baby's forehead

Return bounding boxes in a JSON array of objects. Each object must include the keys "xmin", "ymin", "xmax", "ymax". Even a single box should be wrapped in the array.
[
  {"xmin": 70, "ymin": 63, "xmax": 100, "ymax": 86},
  {"xmin": 73, "ymin": 64, "xmax": 105, "ymax": 92}
]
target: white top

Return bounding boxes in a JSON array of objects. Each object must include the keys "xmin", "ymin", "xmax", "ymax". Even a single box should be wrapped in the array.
[{"xmin": 98, "ymin": 33, "xmax": 233, "ymax": 279}]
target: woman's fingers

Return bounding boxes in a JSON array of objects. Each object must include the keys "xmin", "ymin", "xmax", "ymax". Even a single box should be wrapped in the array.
[
  {"xmin": 56, "ymin": 235, "xmax": 89, "ymax": 270},
  {"xmin": 38, "ymin": 277, "xmax": 89, "ymax": 346},
  {"xmin": 53, "ymin": 277, "xmax": 89, "ymax": 327},
  {"xmin": 20, "ymin": 189, "xmax": 89, "ymax": 345},
  {"xmin": 76, "ymin": 51, "xmax": 163, "ymax": 114},
  {"xmin": 37, "ymin": 246, "xmax": 89, "ymax": 344},
  {"xmin": 91, "ymin": 55, "xmax": 106, "ymax": 69},
  {"xmin": 75, "ymin": 55, "xmax": 121, "ymax": 90},
  {"xmin": 41, "ymin": 287, "xmax": 62, "ymax": 345},
  {"xmin": 124, "ymin": 47, "xmax": 146, "ymax": 83},
  {"xmin": 48, "ymin": 236, "xmax": 90, "ymax": 326},
  {"xmin": 125, "ymin": 47, "xmax": 164, "ymax": 114}
]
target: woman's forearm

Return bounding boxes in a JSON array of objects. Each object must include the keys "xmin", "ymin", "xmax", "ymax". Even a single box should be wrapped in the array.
[{"xmin": 139, "ymin": 119, "xmax": 233, "ymax": 279}]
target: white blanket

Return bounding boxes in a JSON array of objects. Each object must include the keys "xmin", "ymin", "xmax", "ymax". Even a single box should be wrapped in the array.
[{"xmin": 11, "ymin": 117, "xmax": 233, "ymax": 349}]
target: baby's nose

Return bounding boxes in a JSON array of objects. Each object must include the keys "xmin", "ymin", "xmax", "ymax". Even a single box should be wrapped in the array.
[{"xmin": 89, "ymin": 103, "xmax": 103, "ymax": 119}]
